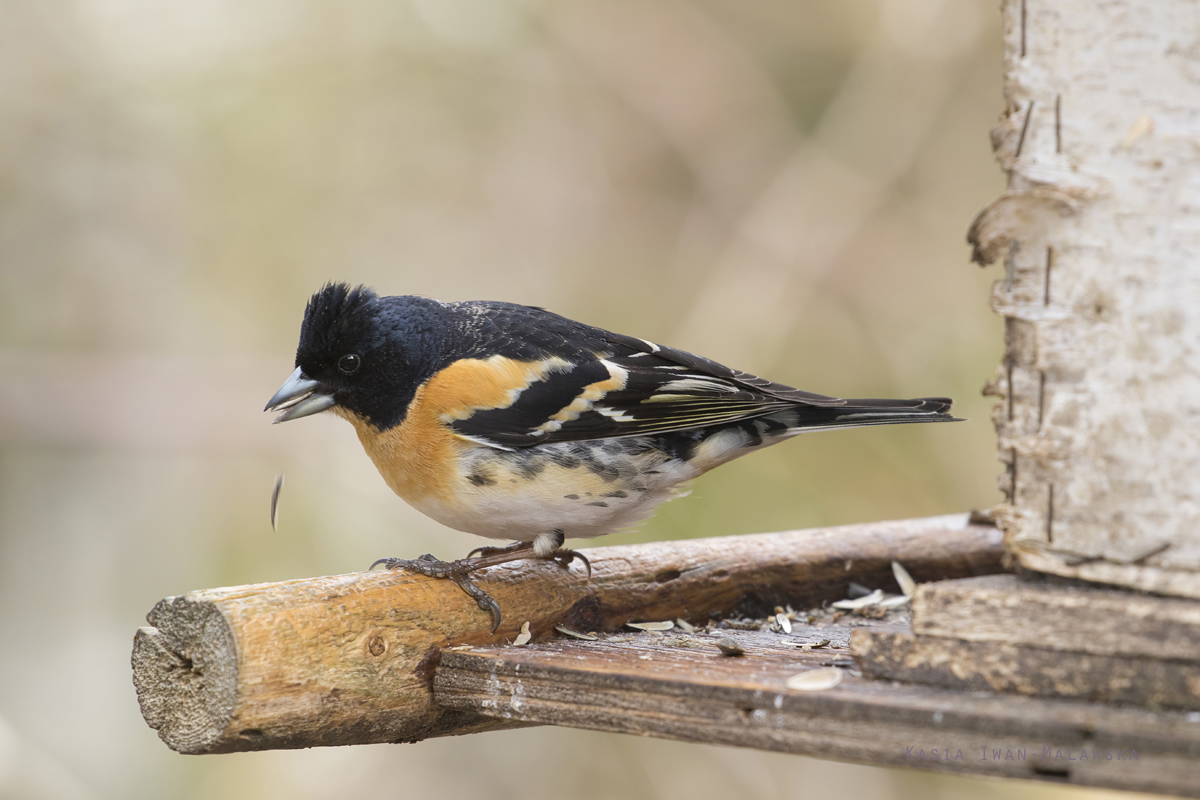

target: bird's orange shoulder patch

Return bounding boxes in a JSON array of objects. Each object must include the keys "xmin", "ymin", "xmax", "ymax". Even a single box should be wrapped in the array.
[{"xmin": 422, "ymin": 354, "xmax": 573, "ymax": 423}]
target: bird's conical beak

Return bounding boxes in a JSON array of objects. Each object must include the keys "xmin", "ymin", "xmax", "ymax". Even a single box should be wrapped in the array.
[{"xmin": 264, "ymin": 366, "xmax": 337, "ymax": 423}]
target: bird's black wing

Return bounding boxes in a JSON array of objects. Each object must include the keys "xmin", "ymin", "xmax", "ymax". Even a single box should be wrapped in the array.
[{"xmin": 446, "ymin": 307, "xmax": 849, "ymax": 448}]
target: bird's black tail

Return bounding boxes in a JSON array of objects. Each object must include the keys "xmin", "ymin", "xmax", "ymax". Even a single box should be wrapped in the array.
[{"xmin": 785, "ymin": 396, "xmax": 961, "ymax": 432}]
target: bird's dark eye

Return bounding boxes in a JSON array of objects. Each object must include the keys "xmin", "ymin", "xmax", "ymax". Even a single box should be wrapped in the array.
[{"xmin": 338, "ymin": 354, "xmax": 361, "ymax": 374}]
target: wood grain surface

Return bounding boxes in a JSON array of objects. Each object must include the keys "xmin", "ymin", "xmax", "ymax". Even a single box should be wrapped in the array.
[
  {"xmin": 910, "ymin": 574, "xmax": 1200, "ymax": 660},
  {"xmin": 435, "ymin": 629, "xmax": 1200, "ymax": 797},
  {"xmin": 131, "ymin": 513, "xmax": 1003, "ymax": 754},
  {"xmin": 851, "ymin": 629, "xmax": 1200, "ymax": 710}
]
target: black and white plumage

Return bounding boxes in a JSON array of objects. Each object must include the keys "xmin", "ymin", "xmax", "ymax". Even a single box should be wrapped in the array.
[{"xmin": 450, "ymin": 319, "xmax": 952, "ymax": 449}]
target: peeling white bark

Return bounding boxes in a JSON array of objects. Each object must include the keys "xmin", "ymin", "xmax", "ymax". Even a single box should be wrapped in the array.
[{"xmin": 970, "ymin": 0, "xmax": 1200, "ymax": 597}]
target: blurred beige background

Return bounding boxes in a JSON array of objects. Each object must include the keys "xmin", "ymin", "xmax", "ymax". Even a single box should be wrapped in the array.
[{"xmin": 0, "ymin": 2, "xmax": 1147, "ymax": 799}]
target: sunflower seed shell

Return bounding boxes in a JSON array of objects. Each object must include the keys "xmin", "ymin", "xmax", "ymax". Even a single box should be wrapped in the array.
[
  {"xmin": 626, "ymin": 621, "xmax": 674, "ymax": 631},
  {"xmin": 892, "ymin": 561, "xmax": 917, "ymax": 597},
  {"xmin": 786, "ymin": 667, "xmax": 844, "ymax": 691}
]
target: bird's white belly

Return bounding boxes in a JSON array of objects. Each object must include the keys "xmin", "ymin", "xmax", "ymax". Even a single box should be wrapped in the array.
[{"xmin": 412, "ymin": 439, "xmax": 697, "ymax": 541}]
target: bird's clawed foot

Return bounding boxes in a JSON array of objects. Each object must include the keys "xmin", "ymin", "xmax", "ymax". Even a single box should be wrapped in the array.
[
  {"xmin": 552, "ymin": 548, "xmax": 591, "ymax": 577},
  {"xmin": 371, "ymin": 537, "xmax": 591, "ymax": 633},
  {"xmin": 371, "ymin": 553, "xmax": 504, "ymax": 632}
]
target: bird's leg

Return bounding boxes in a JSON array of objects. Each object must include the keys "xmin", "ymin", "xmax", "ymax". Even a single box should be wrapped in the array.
[
  {"xmin": 371, "ymin": 531, "xmax": 591, "ymax": 632},
  {"xmin": 466, "ymin": 540, "xmax": 530, "ymax": 560},
  {"xmin": 541, "ymin": 529, "xmax": 591, "ymax": 577},
  {"xmin": 468, "ymin": 534, "xmax": 590, "ymax": 575}
]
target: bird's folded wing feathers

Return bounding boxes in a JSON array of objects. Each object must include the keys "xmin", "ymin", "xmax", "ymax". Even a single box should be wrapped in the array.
[{"xmin": 449, "ymin": 334, "xmax": 845, "ymax": 449}]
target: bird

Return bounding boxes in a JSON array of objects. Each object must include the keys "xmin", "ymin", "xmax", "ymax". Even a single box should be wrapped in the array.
[{"xmin": 265, "ymin": 283, "xmax": 959, "ymax": 630}]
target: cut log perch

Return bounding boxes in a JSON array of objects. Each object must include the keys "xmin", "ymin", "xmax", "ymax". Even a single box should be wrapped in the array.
[{"xmin": 131, "ymin": 513, "xmax": 1002, "ymax": 754}]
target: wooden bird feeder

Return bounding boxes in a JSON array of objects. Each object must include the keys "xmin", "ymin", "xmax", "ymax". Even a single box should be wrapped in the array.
[{"xmin": 131, "ymin": 2, "xmax": 1200, "ymax": 796}]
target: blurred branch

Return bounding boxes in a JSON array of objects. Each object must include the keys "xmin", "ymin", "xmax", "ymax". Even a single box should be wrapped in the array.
[{"xmin": 131, "ymin": 514, "xmax": 1002, "ymax": 754}]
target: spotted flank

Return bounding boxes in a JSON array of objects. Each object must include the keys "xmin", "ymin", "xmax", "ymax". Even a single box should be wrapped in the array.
[{"xmin": 435, "ymin": 436, "xmax": 695, "ymax": 543}]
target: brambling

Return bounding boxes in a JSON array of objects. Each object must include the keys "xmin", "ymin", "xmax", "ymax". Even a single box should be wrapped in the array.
[{"xmin": 266, "ymin": 283, "xmax": 958, "ymax": 630}]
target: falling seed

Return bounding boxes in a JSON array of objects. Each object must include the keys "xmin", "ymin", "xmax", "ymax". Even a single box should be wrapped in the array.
[
  {"xmin": 513, "ymin": 621, "xmax": 532, "ymax": 646},
  {"xmin": 626, "ymin": 621, "xmax": 674, "ymax": 631},
  {"xmin": 554, "ymin": 624, "xmax": 597, "ymax": 641},
  {"xmin": 716, "ymin": 637, "xmax": 745, "ymax": 657},
  {"xmin": 879, "ymin": 594, "xmax": 911, "ymax": 608},
  {"xmin": 270, "ymin": 473, "xmax": 285, "ymax": 531},
  {"xmin": 892, "ymin": 561, "xmax": 917, "ymax": 597},
  {"xmin": 786, "ymin": 668, "xmax": 844, "ymax": 691},
  {"xmin": 675, "ymin": 618, "xmax": 695, "ymax": 633},
  {"xmin": 831, "ymin": 589, "xmax": 884, "ymax": 610},
  {"xmin": 776, "ymin": 613, "xmax": 793, "ymax": 634}
]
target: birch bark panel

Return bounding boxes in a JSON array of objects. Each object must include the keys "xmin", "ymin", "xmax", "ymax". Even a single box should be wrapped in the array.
[{"xmin": 970, "ymin": 1, "xmax": 1200, "ymax": 592}]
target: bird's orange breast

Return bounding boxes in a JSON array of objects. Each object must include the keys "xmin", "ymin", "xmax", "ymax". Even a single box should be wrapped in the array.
[{"xmin": 338, "ymin": 355, "xmax": 571, "ymax": 504}]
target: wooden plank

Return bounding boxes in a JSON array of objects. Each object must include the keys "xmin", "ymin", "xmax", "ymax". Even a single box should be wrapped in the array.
[
  {"xmin": 131, "ymin": 514, "xmax": 1003, "ymax": 754},
  {"xmin": 851, "ymin": 630, "xmax": 1200, "ymax": 710},
  {"xmin": 910, "ymin": 574, "xmax": 1200, "ymax": 660},
  {"xmin": 1014, "ymin": 546, "xmax": 1200, "ymax": 602},
  {"xmin": 434, "ymin": 629, "xmax": 1200, "ymax": 798}
]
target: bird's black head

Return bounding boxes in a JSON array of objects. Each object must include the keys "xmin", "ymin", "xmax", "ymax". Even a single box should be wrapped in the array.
[{"xmin": 265, "ymin": 283, "xmax": 451, "ymax": 430}]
